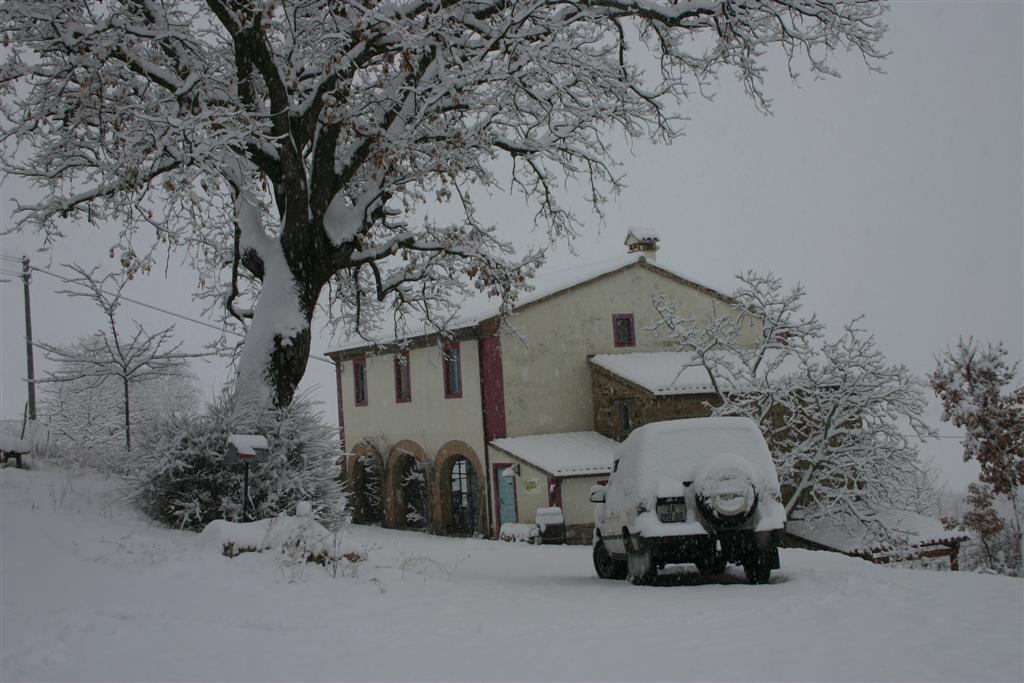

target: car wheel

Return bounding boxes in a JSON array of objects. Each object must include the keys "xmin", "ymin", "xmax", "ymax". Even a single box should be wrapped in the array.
[
  {"xmin": 593, "ymin": 539, "xmax": 627, "ymax": 580},
  {"xmin": 743, "ymin": 552, "xmax": 773, "ymax": 584},
  {"xmin": 695, "ymin": 553, "xmax": 728, "ymax": 576},
  {"xmin": 627, "ymin": 547, "xmax": 656, "ymax": 585}
]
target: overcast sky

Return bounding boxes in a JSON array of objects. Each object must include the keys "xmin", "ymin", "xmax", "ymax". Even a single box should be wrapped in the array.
[{"xmin": 1, "ymin": 1, "xmax": 1020, "ymax": 489}]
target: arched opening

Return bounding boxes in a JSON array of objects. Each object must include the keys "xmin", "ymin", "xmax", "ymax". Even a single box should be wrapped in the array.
[
  {"xmin": 397, "ymin": 452, "xmax": 428, "ymax": 530},
  {"xmin": 351, "ymin": 453, "xmax": 384, "ymax": 525},
  {"xmin": 433, "ymin": 441, "xmax": 485, "ymax": 536},
  {"xmin": 447, "ymin": 456, "xmax": 480, "ymax": 535}
]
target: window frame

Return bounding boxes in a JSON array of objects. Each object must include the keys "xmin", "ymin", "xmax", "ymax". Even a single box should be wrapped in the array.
[
  {"xmin": 394, "ymin": 351, "xmax": 412, "ymax": 403},
  {"xmin": 616, "ymin": 398, "xmax": 631, "ymax": 436},
  {"xmin": 442, "ymin": 341, "xmax": 463, "ymax": 399},
  {"xmin": 612, "ymin": 313, "xmax": 636, "ymax": 348},
  {"xmin": 352, "ymin": 356, "xmax": 368, "ymax": 407}
]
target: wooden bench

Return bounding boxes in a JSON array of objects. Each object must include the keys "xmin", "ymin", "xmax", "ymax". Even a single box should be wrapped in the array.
[
  {"xmin": 0, "ymin": 436, "xmax": 29, "ymax": 468},
  {"xmin": 1, "ymin": 450, "xmax": 26, "ymax": 468}
]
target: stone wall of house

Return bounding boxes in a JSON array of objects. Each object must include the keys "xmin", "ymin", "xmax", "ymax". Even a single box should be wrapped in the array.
[{"xmin": 590, "ymin": 365, "xmax": 722, "ymax": 441}]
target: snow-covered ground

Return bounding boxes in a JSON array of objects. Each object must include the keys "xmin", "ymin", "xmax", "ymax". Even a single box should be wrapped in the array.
[{"xmin": 2, "ymin": 464, "xmax": 1021, "ymax": 682}]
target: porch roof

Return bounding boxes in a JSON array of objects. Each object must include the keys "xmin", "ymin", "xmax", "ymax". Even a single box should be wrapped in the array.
[
  {"xmin": 490, "ymin": 431, "xmax": 618, "ymax": 477},
  {"xmin": 590, "ymin": 350, "xmax": 803, "ymax": 396}
]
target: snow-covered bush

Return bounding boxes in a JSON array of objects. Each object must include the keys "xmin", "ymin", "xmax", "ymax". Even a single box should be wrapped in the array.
[
  {"xmin": 133, "ymin": 391, "xmax": 346, "ymax": 532},
  {"xmin": 38, "ymin": 369, "xmax": 198, "ymax": 475}
]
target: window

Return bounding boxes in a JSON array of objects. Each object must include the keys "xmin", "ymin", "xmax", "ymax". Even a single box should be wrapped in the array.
[
  {"xmin": 353, "ymin": 357, "xmax": 368, "ymax": 406},
  {"xmin": 443, "ymin": 342, "xmax": 462, "ymax": 398},
  {"xmin": 612, "ymin": 314, "xmax": 636, "ymax": 347},
  {"xmin": 616, "ymin": 399, "xmax": 631, "ymax": 436},
  {"xmin": 394, "ymin": 351, "xmax": 411, "ymax": 403}
]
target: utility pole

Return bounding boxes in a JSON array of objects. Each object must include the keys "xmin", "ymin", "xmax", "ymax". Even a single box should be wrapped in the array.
[{"xmin": 22, "ymin": 256, "xmax": 36, "ymax": 421}]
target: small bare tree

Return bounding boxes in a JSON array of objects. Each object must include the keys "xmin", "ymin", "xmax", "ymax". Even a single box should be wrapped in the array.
[
  {"xmin": 35, "ymin": 265, "xmax": 204, "ymax": 450},
  {"xmin": 653, "ymin": 271, "xmax": 936, "ymax": 543}
]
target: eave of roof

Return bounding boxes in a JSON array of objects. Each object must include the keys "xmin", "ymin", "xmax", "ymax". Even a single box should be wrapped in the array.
[
  {"xmin": 489, "ymin": 431, "xmax": 618, "ymax": 478},
  {"xmin": 326, "ymin": 253, "xmax": 735, "ymax": 357}
]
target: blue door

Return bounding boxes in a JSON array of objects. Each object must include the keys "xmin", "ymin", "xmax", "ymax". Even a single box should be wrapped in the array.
[{"xmin": 496, "ymin": 466, "xmax": 517, "ymax": 527}]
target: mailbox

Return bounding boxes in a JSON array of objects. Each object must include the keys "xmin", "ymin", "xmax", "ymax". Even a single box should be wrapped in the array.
[{"xmin": 227, "ymin": 434, "xmax": 269, "ymax": 464}]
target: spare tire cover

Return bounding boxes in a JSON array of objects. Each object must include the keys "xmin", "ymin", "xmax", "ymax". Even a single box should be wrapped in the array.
[{"xmin": 694, "ymin": 452, "xmax": 758, "ymax": 527}]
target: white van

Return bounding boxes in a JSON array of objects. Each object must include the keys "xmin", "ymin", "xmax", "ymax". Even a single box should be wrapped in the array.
[{"xmin": 590, "ymin": 417, "xmax": 786, "ymax": 585}]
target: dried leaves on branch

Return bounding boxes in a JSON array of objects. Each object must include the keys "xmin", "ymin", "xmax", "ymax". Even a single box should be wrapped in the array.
[
  {"xmin": 932, "ymin": 339, "xmax": 1023, "ymax": 574},
  {"xmin": 1, "ymin": 0, "xmax": 889, "ymax": 406}
]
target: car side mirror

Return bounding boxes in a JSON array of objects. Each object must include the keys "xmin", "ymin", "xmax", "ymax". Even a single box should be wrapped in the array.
[{"xmin": 589, "ymin": 484, "xmax": 606, "ymax": 503}]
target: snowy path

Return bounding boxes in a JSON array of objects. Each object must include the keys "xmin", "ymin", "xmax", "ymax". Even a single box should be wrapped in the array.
[{"xmin": 2, "ymin": 465, "xmax": 1022, "ymax": 682}]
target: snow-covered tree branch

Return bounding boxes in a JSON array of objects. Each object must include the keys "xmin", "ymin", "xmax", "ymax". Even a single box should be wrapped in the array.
[
  {"xmin": 652, "ymin": 271, "xmax": 936, "ymax": 543},
  {"xmin": 1, "ymin": 0, "xmax": 888, "ymax": 407}
]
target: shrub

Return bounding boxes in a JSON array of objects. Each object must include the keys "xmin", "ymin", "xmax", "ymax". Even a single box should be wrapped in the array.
[{"xmin": 133, "ymin": 390, "xmax": 346, "ymax": 531}]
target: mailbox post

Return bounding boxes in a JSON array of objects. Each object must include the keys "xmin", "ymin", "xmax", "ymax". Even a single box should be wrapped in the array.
[{"xmin": 227, "ymin": 434, "xmax": 269, "ymax": 521}]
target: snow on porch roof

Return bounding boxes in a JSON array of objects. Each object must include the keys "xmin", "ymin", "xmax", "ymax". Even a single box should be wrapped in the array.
[
  {"xmin": 489, "ymin": 431, "xmax": 618, "ymax": 477},
  {"xmin": 590, "ymin": 351, "xmax": 803, "ymax": 396},
  {"xmin": 327, "ymin": 252, "xmax": 732, "ymax": 354},
  {"xmin": 787, "ymin": 508, "xmax": 969, "ymax": 556},
  {"xmin": 590, "ymin": 351, "xmax": 720, "ymax": 395}
]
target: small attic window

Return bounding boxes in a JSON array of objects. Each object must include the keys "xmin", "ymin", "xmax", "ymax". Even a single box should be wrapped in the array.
[{"xmin": 612, "ymin": 314, "xmax": 635, "ymax": 347}]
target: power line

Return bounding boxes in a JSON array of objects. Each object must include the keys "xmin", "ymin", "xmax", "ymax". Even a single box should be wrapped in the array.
[{"xmin": 0, "ymin": 255, "xmax": 334, "ymax": 365}]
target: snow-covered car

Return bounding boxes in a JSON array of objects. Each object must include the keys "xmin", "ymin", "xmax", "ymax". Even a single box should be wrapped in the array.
[{"xmin": 590, "ymin": 417, "xmax": 786, "ymax": 585}]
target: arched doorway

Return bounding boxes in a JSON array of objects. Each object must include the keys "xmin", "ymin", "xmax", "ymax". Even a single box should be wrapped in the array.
[
  {"xmin": 384, "ymin": 441, "xmax": 430, "ymax": 530},
  {"xmin": 350, "ymin": 452, "xmax": 384, "ymax": 525},
  {"xmin": 397, "ymin": 452, "xmax": 428, "ymax": 530},
  {"xmin": 434, "ymin": 441, "xmax": 486, "ymax": 536},
  {"xmin": 447, "ymin": 456, "xmax": 479, "ymax": 535}
]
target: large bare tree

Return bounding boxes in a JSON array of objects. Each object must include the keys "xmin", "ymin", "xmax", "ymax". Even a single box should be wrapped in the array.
[{"xmin": 1, "ymin": 1, "xmax": 888, "ymax": 408}]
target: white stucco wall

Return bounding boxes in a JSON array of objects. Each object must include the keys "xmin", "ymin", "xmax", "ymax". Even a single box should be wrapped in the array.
[
  {"xmin": 339, "ymin": 340, "xmax": 486, "ymax": 463},
  {"xmin": 559, "ymin": 475, "xmax": 608, "ymax": 527},
  {"xmin": 499, "ymin": 261, "xmax": 760, "ymax": 437}
]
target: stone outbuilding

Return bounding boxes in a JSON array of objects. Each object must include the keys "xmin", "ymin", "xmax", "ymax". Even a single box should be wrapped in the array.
[{"xmin": 786, "ymin": 508, "xmax": 970, "ymax": 570}]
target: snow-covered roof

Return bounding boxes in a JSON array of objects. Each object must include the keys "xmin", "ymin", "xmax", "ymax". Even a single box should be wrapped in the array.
[
  {"xmin": 625, "ymin": 227, "xmax": 660, "ymax": 242},
  {"xmin": 590, "ymin": 351, "xmax": 804, "ymax": 396},
  {"xmin": 328, "ymin": 253, "xmax": 731, "ymax": 354},
  {"xmin": 591, "ymin": 352, "xmax": 718, "ymax": 395},
  {"xmin": 489, "ymin": 431, "xmax": 618, "ymax": 477},
  {"xmin": 787, "ymin": 508, "xmax": 968, "ymax": 555}
]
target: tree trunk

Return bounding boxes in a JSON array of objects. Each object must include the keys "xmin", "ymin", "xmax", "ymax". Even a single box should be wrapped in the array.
[
  {"xmin": 123, "ymin": 376, "xmax": 131, "ymax": 451},
  {"xmin": 234, "ymin": 257, "xmax": 321, "ymax": 410}
]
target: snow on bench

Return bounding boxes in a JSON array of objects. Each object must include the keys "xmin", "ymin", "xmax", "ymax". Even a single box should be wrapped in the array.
[{"xmin": 0, "ymin": 433, "xmax": 29, "ymax": 468}]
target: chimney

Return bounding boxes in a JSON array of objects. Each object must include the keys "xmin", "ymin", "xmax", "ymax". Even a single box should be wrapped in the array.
[{"xmin": 624, "ymin": 228, "xmax": 660, "ymax": 261}]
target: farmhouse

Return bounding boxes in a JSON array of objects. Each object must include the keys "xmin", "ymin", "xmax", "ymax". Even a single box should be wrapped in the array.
[{"xmin": 327, "ymin": 231, "xmax": 763, "ymax": 543}]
